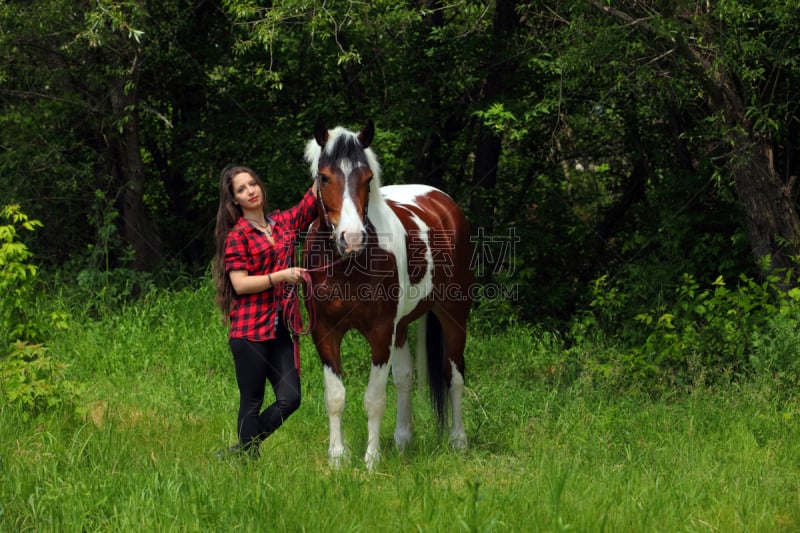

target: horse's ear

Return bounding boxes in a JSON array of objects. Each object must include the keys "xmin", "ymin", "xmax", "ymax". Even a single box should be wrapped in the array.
[
  {"xmin": 358, "ymin": 120, "xmax": 375, "ymax": 149},
  {"xmin": 314, "ymin": 118, "xmax": 329, "ymax": 147}
]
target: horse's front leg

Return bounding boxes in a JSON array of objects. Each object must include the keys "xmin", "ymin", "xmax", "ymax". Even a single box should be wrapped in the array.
[
  {"xmin": 324, "ymin": 366, "xmax": 347, "ymax": 466},
  {"xmin": 313, "ymin": 325, "xmax": 346, "ymax": 467},
  {"xmin": 363, "ymin": 327, "xmax": 392, "ymax": 470}
]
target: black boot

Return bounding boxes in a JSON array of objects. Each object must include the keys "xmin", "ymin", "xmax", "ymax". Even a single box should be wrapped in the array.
[{"xmin": 216, "ymin": 442, "xmax": 259, "ymax": 460}]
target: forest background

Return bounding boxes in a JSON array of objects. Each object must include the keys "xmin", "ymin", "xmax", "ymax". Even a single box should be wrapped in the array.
[{"xmin": 4, "ymin": 0, "xmax": 800, "ymax": 415}]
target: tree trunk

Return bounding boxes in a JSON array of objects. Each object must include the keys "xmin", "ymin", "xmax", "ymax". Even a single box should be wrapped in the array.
[
  {"xmin": 411, "ymin": 0, "xmax": 446, "ymax": 190},
  {"xmin": 469, "ymin": 0, "xmax": 519, "ymax": 232},
  {"xmin": 109, "ymin": 73, "xmax": 162, "ymax": 272},
  {"xmin": 730, "ymin": 133, "xmax": 800, "ymax": 281},
  {"xmin": 699, "ymin": 51, "xmax": 800, "ymax": 281}
]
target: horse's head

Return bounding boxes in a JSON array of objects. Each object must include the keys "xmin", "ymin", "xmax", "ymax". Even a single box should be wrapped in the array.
[{"xmin": 305, "ymin": 119, "xmax": 382, "ymax": 257}]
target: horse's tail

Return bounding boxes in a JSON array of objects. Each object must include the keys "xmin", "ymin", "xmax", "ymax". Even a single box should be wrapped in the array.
[{"xmin": 419, "ymin": 311, "xmax": 448, "ymax": 429}]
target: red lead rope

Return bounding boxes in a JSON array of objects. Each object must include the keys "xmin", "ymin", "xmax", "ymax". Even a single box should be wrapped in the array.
[{"xmin": 282, "ymin": 258, "xmax": 346, "ymax": 375}]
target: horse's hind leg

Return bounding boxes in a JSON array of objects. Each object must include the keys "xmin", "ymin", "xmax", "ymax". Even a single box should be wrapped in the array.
[
  {"xmin": 440, "ymin": 307, "xmax": 469, "ymax": 450},
  {"xmin": 364, "ymin": 362, "xmax": 390, "ymax": 469},
  {"xmin": 363, "ymin": 328, "xmax": 393, "ymax": 469},
  {"xmin": 391, "ymin": 337, "xmax": 413, "ymax": 451},
  {"xmin": 448, "ymin": 359, "xmax": 467, "ymax": 450}
]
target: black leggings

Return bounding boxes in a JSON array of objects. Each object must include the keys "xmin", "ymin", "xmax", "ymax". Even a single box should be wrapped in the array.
[{"xmin": 229, "ymin": 323, "xmax": 300, "ymax": 450}]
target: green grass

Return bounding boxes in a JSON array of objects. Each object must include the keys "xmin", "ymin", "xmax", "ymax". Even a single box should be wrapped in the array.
[{"xmin": 2, "ymin": 283, "xmax": 799, "ymax": 531}]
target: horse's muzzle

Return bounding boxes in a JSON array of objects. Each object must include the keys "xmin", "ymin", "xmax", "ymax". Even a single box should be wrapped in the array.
[{"xmin": 336, "ymin": 229, "xmax": 367, "ymax": 257}]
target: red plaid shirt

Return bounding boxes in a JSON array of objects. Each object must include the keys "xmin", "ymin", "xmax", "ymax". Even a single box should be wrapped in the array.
[{"xmin": 224, "ymin": 187, "xmax": 317, "ymax": 341}]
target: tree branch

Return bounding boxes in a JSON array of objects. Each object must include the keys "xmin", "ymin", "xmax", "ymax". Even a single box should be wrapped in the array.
[{"xmin": 588, "ymin": 0, "xmax": 727, "ymax": 112}]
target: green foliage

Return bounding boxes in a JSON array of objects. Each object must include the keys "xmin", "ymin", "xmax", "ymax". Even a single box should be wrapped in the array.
[
  {"xmin": 0, "ymin": 342, "xmax": 83, "ymax": 418},
  {"xmin": 0, "ymin": 205, "xmax": 82, "ymax": 415},
  {"xmin": 475, "ymin": 103, "xmax": 529, "ymax": 143},
  {"xmin": 77, "ymin": 0, "xmax": 146, "ymax": 47},
  {"xmin": 56, "ymin": 189, "xmax": 160, "ymax": 317},
  {"xmin": 750, "ymin": 287, "xmax": 800, "ymax": 388},
  {"xmin": 572, "ymin": 270, "xmax": 795, "ymax": 392},
  {"xmin": 630, "ymin": 274, "xmax": 770, "ymax": 385},
  {"xmin": 3, "ymin": 0, "xmax": 800, "ymax": 353},
  {"xmin": 0, "ymin": 205, "xmax": 43, "ymax": 348}
]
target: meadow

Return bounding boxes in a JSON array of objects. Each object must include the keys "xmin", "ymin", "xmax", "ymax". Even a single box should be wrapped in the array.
[{"xmin": 1, "ymin": 283, "xmax": 799, "ymax": 532}]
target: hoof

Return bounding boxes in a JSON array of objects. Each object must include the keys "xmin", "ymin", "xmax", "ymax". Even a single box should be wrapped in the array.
[
  {"xmin": 364, "ymin": 451, "xmax": 380, "ymax": 471},
  {"xmin": 450, "ymin": 433, "xmax": 468, "ymax": 451},
  {"xmin": 328, "ymin": 448, "xmax": 346, "ymax": 468},
  {"xmin": 394, "ymin": 429, "xmax": 412, "ymax": 451}
]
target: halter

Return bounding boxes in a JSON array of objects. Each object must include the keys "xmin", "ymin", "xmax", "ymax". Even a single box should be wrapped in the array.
[{"xmin": 315, "ymin": 173, "xmax": 333, "ymax": 231}]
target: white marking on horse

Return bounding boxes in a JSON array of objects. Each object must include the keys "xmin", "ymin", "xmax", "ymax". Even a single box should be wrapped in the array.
[
  {"xmin": 372, "ymin": 186, "xmax": 439, "ymax": 322},
  {"xmin": 364, "ymin": 362, "xmax": 391, "ymax": 469},
  {"xmin": 391, "ymin": 339, "xmax": 414, "ymax": 450},
  {"xmin": 337, "ymin": 158, "xmax": 366, "ymax": 253},
  {"xmin": 449, "ymin": 360, "xmax": 468, "ymax": 449},
  {"xmin": 323, "ymin": 366, "xmax": 347, "ymax": 465}
]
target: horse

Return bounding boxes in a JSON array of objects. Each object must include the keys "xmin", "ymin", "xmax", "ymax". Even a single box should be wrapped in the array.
[{"xmin": 299, "ymin": 119, "xmax": 475, "ymax": 469}]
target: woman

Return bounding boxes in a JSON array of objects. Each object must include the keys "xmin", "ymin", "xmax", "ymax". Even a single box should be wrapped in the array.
[{"xmin": 213, "ymin": 164, "xmax": 318, "ymax": 458}]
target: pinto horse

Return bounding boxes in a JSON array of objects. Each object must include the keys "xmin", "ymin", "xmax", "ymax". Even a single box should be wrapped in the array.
[{"xmin": 300, "ymin": 119, "xmax": 474, "ymax": 469}]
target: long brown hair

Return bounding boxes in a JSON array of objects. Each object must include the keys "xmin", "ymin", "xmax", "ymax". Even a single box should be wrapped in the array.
[{"xmin": 212, "ymin": 164, "xmax": 268, "ymax": 323}]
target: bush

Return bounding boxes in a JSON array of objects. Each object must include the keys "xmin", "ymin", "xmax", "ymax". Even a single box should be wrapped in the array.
[
  {"xmin": 750, "ymin": 288, "xmax": 800, "ymax": 388},
  {"xmin": 630, "ymin": 274, "xmax": 775, "ymax": 384},
  {"xmin": 0, "ymin": 342, "xmax": 84, "ymax": 419},
  {"xmin": 571, "ymin": 271, "xmax": 786, "ymax": 392},
  {"xmin": 0, "ymin": 204, "xmax": 43, "ymax": 347},
  {"xmin": 1, "ymin": 204, "xmax": 83, "ymax": 416}
]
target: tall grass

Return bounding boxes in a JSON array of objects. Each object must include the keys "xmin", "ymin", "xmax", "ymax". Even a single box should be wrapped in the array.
[{"xmin": 2, "ymin": 283, "xmax": 799, "ymax": 531}]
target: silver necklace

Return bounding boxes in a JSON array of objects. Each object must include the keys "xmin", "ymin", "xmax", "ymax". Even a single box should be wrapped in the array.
[{"xmin": 245, "ymin": 218, "xmax": 273, "ymax": 236}]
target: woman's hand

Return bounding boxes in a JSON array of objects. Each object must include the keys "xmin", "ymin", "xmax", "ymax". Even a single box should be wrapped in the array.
[
  {"xmin": 281, "ymin": 267, "xmax": 306, "ymax": 285},
  {"xmin": 229, "ymin": 267, "xmax": 307, "ymax": 294}
]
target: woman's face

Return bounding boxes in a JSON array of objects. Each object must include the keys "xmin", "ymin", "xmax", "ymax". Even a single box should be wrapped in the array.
[{"xmin": 231, "ymin": 172, "xmax": 263, "ymax": 211}]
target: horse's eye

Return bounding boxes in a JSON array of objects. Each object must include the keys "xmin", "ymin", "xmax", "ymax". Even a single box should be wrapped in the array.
[{"xmin": 318, "ymin": 174, "xmax": 329, "ymax": 185}]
